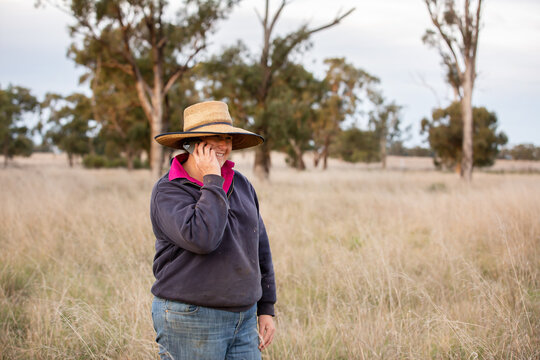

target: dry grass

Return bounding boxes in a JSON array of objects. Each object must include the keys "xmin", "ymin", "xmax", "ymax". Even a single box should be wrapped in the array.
[{"xmin": 1, "ymin": 153, "xmax": 539, "ymax": 359}]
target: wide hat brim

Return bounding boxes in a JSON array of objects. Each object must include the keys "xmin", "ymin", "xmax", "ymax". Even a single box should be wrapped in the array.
[{"xmin": 154, "ymin": 124, "xmax": 264, "ymax": 151}]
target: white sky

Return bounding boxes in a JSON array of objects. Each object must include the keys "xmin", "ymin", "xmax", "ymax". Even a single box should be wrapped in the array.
[{"xmin": 1, "ymin": 0, "xmax": 539, "ymax": 146}]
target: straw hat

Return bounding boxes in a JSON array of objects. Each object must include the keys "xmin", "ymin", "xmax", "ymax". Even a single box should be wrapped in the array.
[{"xmin": 154, "ymin": 101, "xmax": 264, "ymax": 150}]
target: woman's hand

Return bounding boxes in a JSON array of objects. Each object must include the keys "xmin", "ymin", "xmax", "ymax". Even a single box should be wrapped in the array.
[
  {"xmin": 192, "ymin": 141, "xmax": 221, "ymax": 177},
  {"xmin": 258, "ymin": 315, "xmax": 275, "ymax": 351}
]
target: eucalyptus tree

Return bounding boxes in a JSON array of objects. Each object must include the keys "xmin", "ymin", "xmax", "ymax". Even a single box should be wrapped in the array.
[
  {"xmin": 333, "ymin": 127, "xmax": 379, "ymax": 164},
  {"xmin": 68, "ymin": 28, "xmax": 148, "ymax": 169},
  {"xmin": 42, "ymin": 93, "xmax": 94, "ymax": 167},
  {"xmin": 251, "ymin": 0, "xmax": 354, "ymax": 179},
  {"xmin": 0, "ymin": 85, "xmax": 38, "ymax": 167},
  {"xmin": 200, "ymin": 1, "xmax": 354, "ymax": 178},
  {"xmin": 197, "ymin": 42, "xmax": 258, "ymax": 132},
  {"xmin": 422, "ymin": 0, "xmax": 484, "ymax": 181},
  {"xmin": 270, "ymin": 62, "xmax": 323, "ymax": 170},
  {"xmin": 367, "ymin": 90, "xmax": 405, "ymax": 169},
  {"xmin": 55, "ymin": 0, "xmax": 239, "ymax": 177},
  {"xmin": 421, "ymin": 102, "xmax": 507, "ymax": 171},
  {"xmin": 200, "ymin": 44, "xmax": 322, "ymax": 171},
  {"xmin": 314, "ymin": 58, "xmax": 378, "ymax": 170}
]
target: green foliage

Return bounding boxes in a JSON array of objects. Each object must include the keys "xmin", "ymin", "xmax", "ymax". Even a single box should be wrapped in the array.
[
  {"xmin": 0, "ymin": 85, "xmax": 38, "ymax": 166},
  {"xmin": 42, "ymin": 93, "xmax": 94, "ymax": 166},
  {"xmin": 164, "ymin": 72, "xmax": 201, "ymax": 134},
  {"xmin": 200, "ymin": 43, "xmax": 326, "ymax": 170},
  {"xmin": 367, "ymin": 89, "xmax": 407, "ymax": 167},
  {"xmin": 368, "ymin": 93, "xmax": 403, "ymax": 144},
  {"xmin": 204, "ymin": 2, "xmax": 354, "ymax": 177},
  {"xmin": 82, "ymin": 154, "xmax": 132, "ymax": 169},
  {"xmin": 200, "ymin": 47, "xmax": 393, "ymax": 169},
  {"xmin": 198, "ymin": 42, "xmax": 259, "ymax": 129},
  {"xmin": 133, "ymin": 157, "xmax": 150, "ymax": 169},
  {"xmin": 314, "ymin": 58, "xmax": 379, "ymax": 168},
  {"xmin": 389, "ymin": 144, "xmax": 433, "ymax": 157},
  {"xmin": 82, "ymin": 153, "xmax": 106, "ymax": 168},
  {"xmin": 63, "ymin": 0, "xmax": 240, "ymax": 174},
  {"xmin": 499, "ymin": 144, "xmax": 540, "ymax": 161},
  {"xmin": 270, "ymin": 63, "xmax": 324, "ymax": 169},
  {"xmin": 333, "ymin": 127, "xmax": 380, "ymax": 163},
  {"xmin": 421, "ymin": 102, "xmax": 507, "ymax": 170}
]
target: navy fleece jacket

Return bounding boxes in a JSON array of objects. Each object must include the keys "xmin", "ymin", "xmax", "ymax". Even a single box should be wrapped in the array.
[{"xmin": 150, "ymin": 171, "xmax": 276, "ymax": 316}]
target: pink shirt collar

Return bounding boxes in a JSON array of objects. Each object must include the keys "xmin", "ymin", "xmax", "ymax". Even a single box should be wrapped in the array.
[{"xmin": 169, "ymin": 153, "xmax": 235, "ymax": 192}]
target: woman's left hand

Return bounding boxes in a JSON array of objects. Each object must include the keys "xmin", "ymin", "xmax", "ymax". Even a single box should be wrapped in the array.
[{"xmin": 257, "ymin": 315, "xmax": 275, "ymax": 351}]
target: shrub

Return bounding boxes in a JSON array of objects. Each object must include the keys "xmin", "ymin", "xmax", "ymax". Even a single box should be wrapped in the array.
[{"xmin": 83, "ymin": 154, "xmax": 107, "ymax": 169}]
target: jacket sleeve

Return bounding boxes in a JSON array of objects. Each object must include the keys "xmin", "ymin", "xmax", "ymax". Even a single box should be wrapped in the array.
[
  {"xmin": 253, "ymin": 190, "xmax": 276, "ymax": 316},
  {"xmin": 153, "ymin": 175, "xmax": 229, "ymax": 254}
]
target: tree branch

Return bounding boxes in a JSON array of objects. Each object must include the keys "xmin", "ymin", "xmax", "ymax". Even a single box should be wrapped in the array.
[
  {"xmin": 101, "ymin": 60, "xmax": 134, "ymax": 76},
  {"xmin": 471, "ymin": 0, "xmax": 483, "ymax": 82},
  {"xmin": 425, "ymin": 0, "xmax": 462, "ymax": 77},
  {"xmin": 162, "ymin": 41, "xmax": 205, "ymax": 95},
  {"xmin": 254, "ymin": 7, "xmax": 264, "ymax": 25},
  {"xmin": 114, "ymin": 3, "xmax": 153, "ymax": 116},
  {"xmin": 305, "ymin": 7, "xmax": 355, "ymax": 36},
  {"xmin": 163, "ymin": 66, "xmax": 187, "ymax": 95},
  {"xmin": 268, "ymin": 0, "xmax": 288, "ymax": 36}
]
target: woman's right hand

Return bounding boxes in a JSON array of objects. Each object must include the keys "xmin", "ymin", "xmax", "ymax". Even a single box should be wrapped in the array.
[{"xmin": 192, "ymin": 141, "xmax": 221, "ymax": 177}]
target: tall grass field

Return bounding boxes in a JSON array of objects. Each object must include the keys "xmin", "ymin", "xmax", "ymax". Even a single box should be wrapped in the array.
[{"xmin": 1, "ymin": 153, "xmax": 539, "ymax": 359}]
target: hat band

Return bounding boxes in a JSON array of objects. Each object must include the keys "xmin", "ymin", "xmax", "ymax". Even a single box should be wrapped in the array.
[{"xmin": 185, "ymin": 121, "xmax": 233, "ymax": 132}]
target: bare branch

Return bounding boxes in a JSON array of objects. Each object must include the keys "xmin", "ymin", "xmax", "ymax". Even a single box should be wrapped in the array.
[
  {"xmin": 163, "ymin": 41, "xmax": 205, "ymax": 95},
  {"xmin": 306, "ymin": 7, "xmax": 355, "ymax": 36},
  {"xmin": 412, "ymin": 72, "xmax": 442, "ymax": 108},
  {"xmin": 254, "ymin": 7, "xmax": 264, "ymax": 25},
  {"xmin": 268, "ymin": 0, "xmax": 288, "ymax": 36},
  {"xmin": 471, "ymin": 0, "xmax": 483, "ymax": 81}
]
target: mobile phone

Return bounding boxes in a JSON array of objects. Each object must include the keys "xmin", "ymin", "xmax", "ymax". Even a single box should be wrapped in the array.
[{"xmin": 182, "ymin": 139, "xmax": 201, "ymax": 154}]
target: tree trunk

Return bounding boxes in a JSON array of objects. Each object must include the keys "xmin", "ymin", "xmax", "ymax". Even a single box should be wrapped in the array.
[
  {"xmin": 461, "ymin": 65, "xmax": 474, "ymax": 182},
  {"xmin": 3, "ymin": 143, "xmax": 8, "ymax": 168},
  {"xmin": 68, "ymin": 153, "xmax": 73, "ymax": 168},
  {"xmin": 313, "ymin": 150, "xmax": 321, "ymax": 168},
  {"xmin": 380, "ymin": 136, "xmax": 387, "ymax": 170},
  {"xmin": 160, "ymin": 94, "xmax": 171, "ymax": 171},
  {"xmin": 150, "ymin": 113, "xmax": 164, "ymax": 179},
  {"xmin": 296, "ymin": 156, "xmax": 305, "ymax": 170},
  {"xmin": 289, "ymin": 139, "xmax": 305, "ymax": 170},
  {"xmin": 253, "ymin": 140, "xmax": 271, "ymax": 180},
  {"xmin": 322, "ymin": 135, "xmax": 331, "ymax": 170},
  {"xmin": 126, "ymin": 149, "xmax": 134, "ymax": 171},
  {"xmin": 149, "ymin": 59, "xmax": 165, "ymax": 179}
]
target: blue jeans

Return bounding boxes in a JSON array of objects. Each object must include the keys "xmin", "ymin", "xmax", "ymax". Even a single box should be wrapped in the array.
[{"xmin": 152, "ymin": 297, "xmax": 261, "ymax": 360}]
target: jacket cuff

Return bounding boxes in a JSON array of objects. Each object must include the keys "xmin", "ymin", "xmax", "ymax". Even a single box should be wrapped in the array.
[
  {"xmin": 257, "ymin": 302, "xmax": 275, "ymax": 317},
  {"xmin": 202, "ymin": 174, "xmax": 224, "ymax": 187}
]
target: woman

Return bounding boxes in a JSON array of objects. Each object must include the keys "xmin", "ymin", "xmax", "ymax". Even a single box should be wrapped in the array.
[{"xmin": 150, "ymin": 101, "xmax": 276, "ymax": 360}]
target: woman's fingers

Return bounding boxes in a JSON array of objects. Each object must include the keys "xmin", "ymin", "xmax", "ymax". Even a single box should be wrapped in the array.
[
  {"xmin": 193, "ymin": 141, "xmax": 220, "ymax": 176},
  {"xmin": 258, "ymin": 315, "xmax": 275, "ymax": 350}
]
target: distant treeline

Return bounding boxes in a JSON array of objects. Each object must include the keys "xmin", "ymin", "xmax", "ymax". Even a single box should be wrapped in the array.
[
  {"xmin": 0, "ymin": 84, "xmax": 516, "ymax": 171},
  {"xmin": 498, "ymin": 144, "xmax": 540, "ymax": 161},
  {"xmin": 0, "ymin": 1, "xmax": 517, "ymax": 173}
]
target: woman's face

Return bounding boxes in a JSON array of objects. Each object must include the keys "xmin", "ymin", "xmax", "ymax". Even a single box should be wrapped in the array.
[{"xmin": 201, "ymin": 135, "xmax": 233, "ymax": 167}]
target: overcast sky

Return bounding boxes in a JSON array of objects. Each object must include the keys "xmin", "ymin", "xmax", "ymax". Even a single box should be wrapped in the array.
[{"xmin": 1, "ymin": 0, "xmax": 539, "ymax": 146}]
